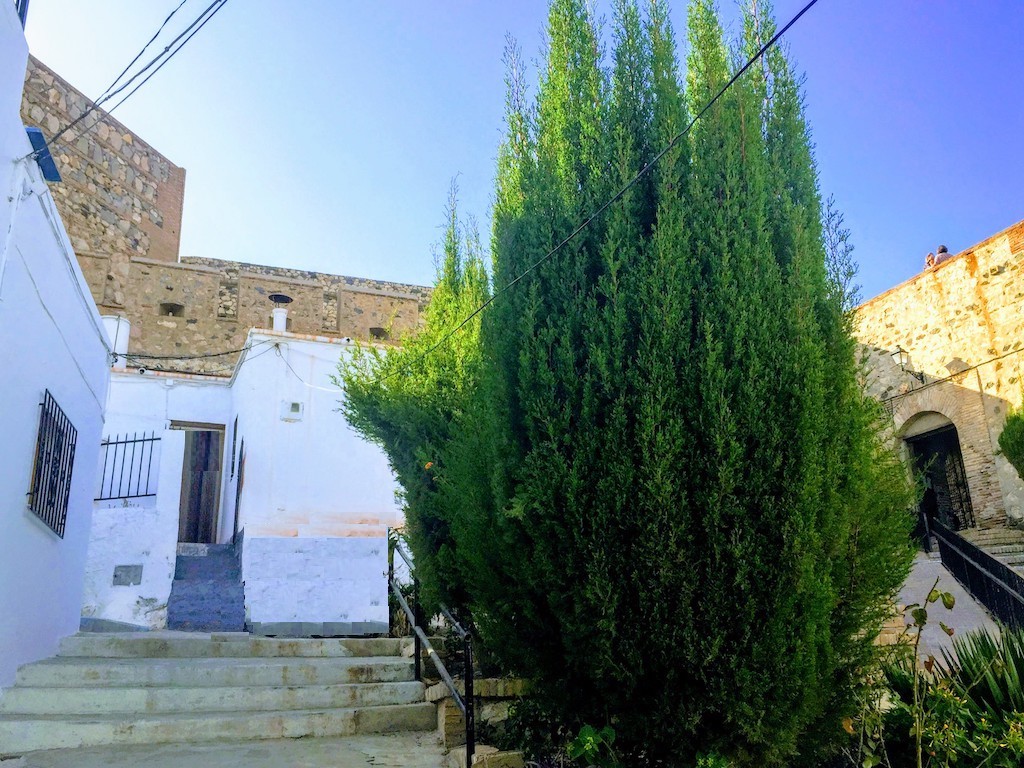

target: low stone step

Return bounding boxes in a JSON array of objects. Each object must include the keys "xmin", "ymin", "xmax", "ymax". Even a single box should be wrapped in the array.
[
  {"xmin": 14, "ymin": 656, "xmax": 414, "ymax": 688},
  {"xmin": 0, "ymin": 681, "xmax": 425, "ymax": 716},
  {"xmin": 0, "ymin": 702, "xmax": 436, "ymax": 757},
  {"xmin": 167, "ymin": 579, "xmax": 245, "ymax": 633},
  {"xmin": 981, "ymin": 544, "xmax": 1024, "ymax": 556},
  {"xmin": 173, "ymin": 556, "xmax": 240, "ymax": 581},
  {"xmin": 57, "ymin": 633, "xmax": 409, "ymax": 659}
]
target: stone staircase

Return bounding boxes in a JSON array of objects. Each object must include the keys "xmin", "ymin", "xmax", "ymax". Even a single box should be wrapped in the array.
[
  {"xmin": 960, "ymin": 526, "xmax": 1024, "ymax": 575},
  {"xmin": 0, "ymin": 632, "xmax": 435, "ymax": 758},
  {"xmin": 166, "ymin": 543, "xmax": 245, "ymax": 632}
]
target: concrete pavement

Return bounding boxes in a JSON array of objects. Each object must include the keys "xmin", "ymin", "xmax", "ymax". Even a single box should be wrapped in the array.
[{"xmin": 897, "ymin": 552, "xmax": 999, "ymax": 659}]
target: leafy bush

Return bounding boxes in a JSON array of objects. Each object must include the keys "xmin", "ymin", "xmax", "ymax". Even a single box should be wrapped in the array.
[
  {"xmin": 998, "ymin": 404, "xmax": 1024, "ymax": 481},
  {"xmin": 874, "ymin": 627, "xmax": 1024, "ymax": 767}
]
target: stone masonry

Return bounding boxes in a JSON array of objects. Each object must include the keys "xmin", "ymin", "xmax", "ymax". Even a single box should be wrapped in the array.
[
  {"xmin": 21, "ymin": 57, "xmax": 430, "ymax": 375},
  {"xmin": 855, "ymin": 218, "xmax": 1024, "ymax": 527}
]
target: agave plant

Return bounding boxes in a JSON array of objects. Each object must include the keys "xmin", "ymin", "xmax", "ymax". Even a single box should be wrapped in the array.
[{"xmin": 941, "ymin": 627, "xmax": 1024, "ymax": 722}]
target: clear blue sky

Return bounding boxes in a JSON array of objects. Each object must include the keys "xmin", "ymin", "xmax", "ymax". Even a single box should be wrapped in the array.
[{"xmin": 23, "ymin": 1, "xmax": 1024, "ymax": 302}]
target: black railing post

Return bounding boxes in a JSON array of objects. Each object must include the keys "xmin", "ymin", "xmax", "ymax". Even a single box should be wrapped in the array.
[
  {"xmin": 413, "ymin": 576, "xmax": 422, "ymax": 682},
  {"xmin": 464, "ymin": 634, "xmax": 475, "ymax": 766}
]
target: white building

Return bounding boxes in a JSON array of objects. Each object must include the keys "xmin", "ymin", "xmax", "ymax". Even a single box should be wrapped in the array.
[
  {"xmin": 0, "ymin": 1, "xmax": 111, "ymax": 687},
  {"xmin": 84, "ymin": 323, "xmax": 401, "ymax": 635}
]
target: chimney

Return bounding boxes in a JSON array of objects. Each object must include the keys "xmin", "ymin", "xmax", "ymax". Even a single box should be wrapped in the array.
[
  {"xmin": 101, "ymin": 315, "xmax": 131, "ymax": 370},
  {"xmin": 268, "ymin": 293, "xmax": 293, "ymax": 332}
]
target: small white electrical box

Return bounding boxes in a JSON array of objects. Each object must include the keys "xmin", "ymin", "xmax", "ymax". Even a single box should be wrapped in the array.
[{"xmin": 280, "ymin": 400, "xmax": 304, "ymax": 422}]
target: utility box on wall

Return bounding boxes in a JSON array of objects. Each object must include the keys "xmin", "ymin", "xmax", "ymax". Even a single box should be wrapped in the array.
[{"xmin": 280, "ymin": 401, "xmax": 304, "ymax": 422}]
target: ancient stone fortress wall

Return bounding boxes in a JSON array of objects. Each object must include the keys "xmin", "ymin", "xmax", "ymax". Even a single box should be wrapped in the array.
[
  {"xmin": 21, "ymin": 57, "xmax": 186, "ymax": 307},
  {"xmin": 855, "ymin": 219, "xmax": 1024, "ymax": 526},
  {"xmin": 20, "ymin": 56, "xmax": 430, "ymax": 375},
  {"xmin": 127, "ymin": 256, "xmax": 430, "ymax": 374}
]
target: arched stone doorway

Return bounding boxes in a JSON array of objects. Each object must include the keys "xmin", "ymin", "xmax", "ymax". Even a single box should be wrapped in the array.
[{"xmin": 901, "ymin": 412, "xmax": 976, "ymax": 542}]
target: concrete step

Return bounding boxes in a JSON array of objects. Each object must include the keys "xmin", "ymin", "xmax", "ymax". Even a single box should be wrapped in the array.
[
  {"xmin": 961, "ymin": 528, "xmax": 1024, "ymax": 546},
  {"xmin": 0, "ymin": 681, "xmax": 425, "ymax": 716},
  {"xmin": 173, "ymin": 556, "xmax": 240, "ymax": 581},
  {"xmin": 14, "ymin": 656, "xmax": 414, "ymax": 688},
  {"xmin": 167, "ymin": 578, "xmax": 245, "ymax": 633},
  {"xmin": 0, "ymin": 702, "xmax": 436, "ymax": 757},
  {"xmin": 57, "ymin": 633, "xmax": 409, "ymax": 659},
  {"xmin": 981, "ymin": 543, "xmax": 1024, "ymax": 556},
  {"xmin": 176, "ymin": 543, "xmax": 235, "ymax": 557}
]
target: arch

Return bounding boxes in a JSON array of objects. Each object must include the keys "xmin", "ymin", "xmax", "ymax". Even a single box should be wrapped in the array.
[
  {"xmin": 899, "ymin": 410, "xmax": 953, "ymax": 440},
  {"xmin": 904, "ymin": 419, "xmax": 976, "ymax": 535}
]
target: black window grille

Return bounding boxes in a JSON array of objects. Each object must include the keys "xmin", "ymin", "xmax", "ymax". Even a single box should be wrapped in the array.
[
  {"xmin": 95, "ymin": 432, "xmax": 161, "ymax": 501},
  {"xmin": 27, "ymin": 390, "xmax": 77, "ymax": 538}
]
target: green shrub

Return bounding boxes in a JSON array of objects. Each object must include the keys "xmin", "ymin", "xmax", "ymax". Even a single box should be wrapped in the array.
[{"xmin": 998, "ymin": 404, "xmax": 1024, "ymax": 481}]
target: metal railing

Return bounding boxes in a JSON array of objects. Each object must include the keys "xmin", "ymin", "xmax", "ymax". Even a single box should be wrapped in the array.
[
  {"xmin": 95, "ymin": 432, "xmax": 160, "ymax": 501},
  {"xmin": 388, "ymin": 539, "xmax": 474, "ymax": 765},
  {"xmin": 27, "ymin": 389, "xmax": 77, "ymax": 538},
  {"xmin": 933, "ymin": 520, "xmax": 1024, "ymax": 630}
]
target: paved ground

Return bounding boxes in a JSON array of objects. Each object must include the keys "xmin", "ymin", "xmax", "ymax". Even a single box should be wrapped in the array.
[
  {"xmin": 898, "ymin": 552, "xmax": 999, "ymax": 658},
  {"xmin": 8, "ymin": 733, "xmax": 447, "ymax": 768}
]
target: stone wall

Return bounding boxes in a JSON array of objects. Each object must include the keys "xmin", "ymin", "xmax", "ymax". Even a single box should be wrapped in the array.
[
  {"xmin": 20, "ymin": 57, "xmax": 430, "ymax": 375},
  {"xmin": 855, "ymin": 218, "xmax": 1024, "ymax": 526},
  {"xmin": 21, "ymin": 57, "xmax": 186, "ymax": 308}
]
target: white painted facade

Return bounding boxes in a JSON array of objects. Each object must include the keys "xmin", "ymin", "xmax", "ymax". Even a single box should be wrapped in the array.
[
  {"xmin": 83, "ymin": 329, "xmax": 400, "ymax": 634},
  {"xmin": 0, "ymin": 3, "xmax": 111, "ymax": 687}
]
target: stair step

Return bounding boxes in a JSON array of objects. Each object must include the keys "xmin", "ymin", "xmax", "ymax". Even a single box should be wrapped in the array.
[
  {"xmin": 176, "ymin": 543, "xmax": 235, "ymax": 557},
  {"xmin": 982, "ymin": 544, "xmax": 1024, "ymax": 556},
  {"xmin": 57, "ymin": 633, "xmax": 410, "ymax": 659},
  {"xmin": 14, "ymin": 656, "xmax": 414, "ymax": 688},
  {"xmin": 173, "ymin": 557, "xmax": 240, "ymax": 581},
  {"xmin": 0, "ymin": 681, "xmax": 425, "ymax": 716},
  {"xmin": 0, "ymin": 702, "xmax": 436, "ymax": 757}
]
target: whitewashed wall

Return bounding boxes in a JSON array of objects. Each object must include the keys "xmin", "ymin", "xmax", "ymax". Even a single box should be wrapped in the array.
[
  {"xmin": 81, "ymin": 373, "xmax": 230, "ymax": 628},
  {"xmin": 81, "ymin": 331, "xmax": 400, "ymax": 634},
  {"xmin": 0, "ymin": 3, "xmax": 110, "ymax": 687},
  {"xmin": 81, "ymin": 430, "xmax": 183, "ymax": 629},
  {"xmin": 230, "ymin": 332, "xmax": 397, "ymax": 633}
]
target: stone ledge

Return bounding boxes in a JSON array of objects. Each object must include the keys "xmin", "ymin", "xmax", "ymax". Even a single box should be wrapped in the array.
[
  {"xmin": 340, "ymin": 283, "xmax": 423, "ymax": 301},
  {"xmin": 247, "ymin": 620, "xmax": 389, "ymax": 637},
  {"xmin": 426, "ymin": 677, "xmax": 528, "ymax": 703},
  {"xmin": 130, "ymin": 255, "xmax": 224, "ymax": 274}
]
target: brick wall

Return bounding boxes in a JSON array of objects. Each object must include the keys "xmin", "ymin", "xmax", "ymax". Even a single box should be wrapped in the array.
[{"xmin": 855, "ymin": 219, "xmax": 1024, "ymax": 526}]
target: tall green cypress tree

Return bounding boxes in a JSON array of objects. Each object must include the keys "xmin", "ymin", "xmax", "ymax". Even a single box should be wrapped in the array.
[
  {"xmin": 342, "ymin": 1, "xmax": 914, "ymax": 763},
  {"xmin": 336, "ymin": 185, "xmax": 488, "ymax": 611}
]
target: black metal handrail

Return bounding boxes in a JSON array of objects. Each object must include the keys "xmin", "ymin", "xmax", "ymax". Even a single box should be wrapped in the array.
[
  {"xmin": 95, "ymin": 432, "xmax": 160, "ymax": 501},
  {"xmin": 389, "ymin": 538, "xmax": 475, "ymax": 765},
  {"xmin": 933, "ymin": 520, "xmax": 1024, "ymax": 630}
]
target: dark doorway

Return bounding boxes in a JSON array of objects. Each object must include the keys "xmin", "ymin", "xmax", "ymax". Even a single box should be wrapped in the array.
[
  {"xmin": 178, "ymin": 429, "xmax": 224, "ymax": 544},
  {"xmin": 906, "ymin": 424, "xmax": 976, "ymax": 541}
]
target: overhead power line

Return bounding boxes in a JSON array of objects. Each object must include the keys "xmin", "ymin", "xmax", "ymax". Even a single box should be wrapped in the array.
[
  {"xmin": 32, "ymin": 0, "xmax": 229, "ymax": 158},
  {"xmin": 371, "ymin": 0, "xmax": 822, "ymax": 386}
]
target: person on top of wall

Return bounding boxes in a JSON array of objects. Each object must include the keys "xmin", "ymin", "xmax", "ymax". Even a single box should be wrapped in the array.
[{"xmin": 933, "ymin": 244, "xmax": 954, "ymax": 265}]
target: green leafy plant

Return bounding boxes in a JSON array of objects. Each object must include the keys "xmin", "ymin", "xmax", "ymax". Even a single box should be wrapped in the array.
[
  {"xmin": 566, "ymin": 724, "xmax": 619, "ymax": 768},
  {"xmin": 998, "ymin": 404, "xmax": 1024, "ymax": 481}
]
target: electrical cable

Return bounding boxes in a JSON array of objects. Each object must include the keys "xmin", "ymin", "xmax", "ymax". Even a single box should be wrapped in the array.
[
  {"xmin": 369, "ymin": 0, "xmax": 822, "ymax": 386},
  {"xmin": 103, "ymin": 2, "xmax": 227, "ymax": 116},
  {"xmin": 881, "ymin": 345, "xmax": 1024, "ymax": 409},
  {"xmin": 123, "ymin": 338, "xmax": 274, "ymax": 362},
  {"xmin": 31, "ymin": 0, "xmax": 228, "ymax": 158},
  {"xmin": 275, "ymin": 346, "xmax": 344, "ymax": 393},
  {"xmin": 94, "ymin": 0, "xmax": 191, "ymax": 108},
  {"xmin": 126, "ymin": 339, "xmax": 276, "ymax": 376}
]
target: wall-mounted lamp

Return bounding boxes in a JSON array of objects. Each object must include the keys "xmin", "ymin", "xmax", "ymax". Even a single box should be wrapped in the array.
[{"xmin": 891, "ymin": 345, "xmax": 925, "ymax": 383}]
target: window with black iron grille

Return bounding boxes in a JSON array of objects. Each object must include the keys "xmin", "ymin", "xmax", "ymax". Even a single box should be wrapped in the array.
[{"xmin": 27, "ymin": 390, "xmax": 78, "ymax": 538}]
